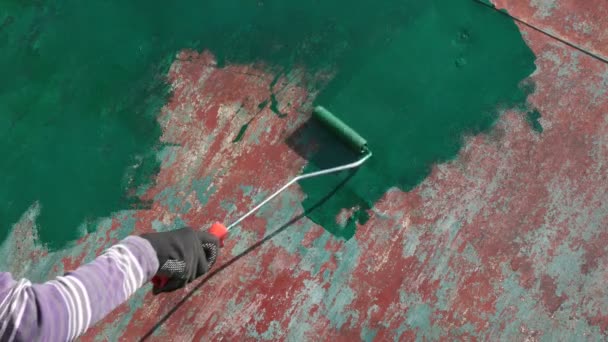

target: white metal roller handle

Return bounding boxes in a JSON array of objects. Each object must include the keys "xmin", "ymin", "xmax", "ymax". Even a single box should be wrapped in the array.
[{"xmin": 226, "ymin": 152, "xmax": 372, "ymax": 230}]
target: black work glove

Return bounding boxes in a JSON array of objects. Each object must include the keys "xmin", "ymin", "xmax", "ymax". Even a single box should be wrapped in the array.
[{"xmin": 141, "ymin": 227, "xmax": 220, "ymax": 294}]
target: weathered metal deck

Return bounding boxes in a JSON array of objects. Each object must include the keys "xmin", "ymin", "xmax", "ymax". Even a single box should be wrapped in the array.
[{"xmin": 3, "ymin": 0, "xmax": 608, "ymax": 340}]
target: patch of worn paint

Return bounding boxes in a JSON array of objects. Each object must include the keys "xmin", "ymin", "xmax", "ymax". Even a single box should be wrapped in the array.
[
  {"xmin": 530, "ymin": 0, "xmax": 560, "ymax": 19},
  {"xmin": 434, "ymin": 271, "xmax": 457, "ymax": 311},
  {"xmin": 396, "ymin": 290, "xmax": 443, "ymax": 340},
  {"xmin": 228, "ymin": 226, "xmax": 259, "ymax": 257},
  {"xmin": 240, "ymin": 185, "xmax": 254, "ymax": 197},
  {"xmin": 489, "ymin": 264, "xmax": 599, "ymax": 340},
  {"xmin": 106, "ymin": 284, "xmax": 151, "ymax": 340},
  {"xmin": 546, "ymin": 243, "xmax": 584, "ymax": 296},
  {"xmin": 247, "ymin": 320, "xmax": 283, "ymax": 341},
  {"xmin": 286, "ymin": 280, "xmax": 322, "ymax": 339},
  {"xmin": 154, "ymin": 186, "xmax": 185, "ymax": 213},
  {"xmin": 101, "ymin": 211, "xmax": 140, "ymax": 242},
  {"xmin": 192, "ymin": 176, "xmax": 216, "ymax": 207},
  {"xmin": 151, "ymin": 217, "xmax": 187, "ymax": 232},
  {"xmin": 156, "ymin": 146, "xmax": 180, "ymax": 168},
  {"xmin": 526, "ymin": 109, "xmax": 544, "ymax": 133},
  {"xmin": 299, "ymin": 0, "xmax": 536, "ymax": 239},
  {"xmin": 245, "ymin": 114, "xmax": 272, "ymax": 146},
  {"xmin": 254, "ymin": 185, "xmax": 364, "ymax": 335},
  {"xmin": 406, "ymin": 303, "xmax": 433, "ymax": 339},
  {"xmin": 402, "ymin": 227, "xmax": 423, "ymax": 258},
  {"xmin": 321, "ymin": 239, "xmax": 361, "ymax": 330},
  {"xmin": 461, "ymin": 243, "xmax": 482, "ymax": 266},
  {"xmin": 0, "ymin": 203, "xmax": 45, "ymax": 279},
  {"xmin": 282, "ymin": 235, "xmax": 361, "ymax": 335},
  {"xmin": 360, "ymin": 326, "xmax": 378, "ymax": 342},
  {"xmin": 220, "ymin": 200, "xmax": 238, "ymax": 217}
]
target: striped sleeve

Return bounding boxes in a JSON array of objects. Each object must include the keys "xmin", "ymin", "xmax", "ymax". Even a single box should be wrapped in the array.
[{"xmin": 0, "ymin": 236, "xmax": 159, "ymax": 341}]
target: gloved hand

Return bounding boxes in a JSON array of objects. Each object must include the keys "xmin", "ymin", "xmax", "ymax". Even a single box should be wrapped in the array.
[{"xmin": 141, "ymin": 227, "xmax": 220, "ymax": 294}]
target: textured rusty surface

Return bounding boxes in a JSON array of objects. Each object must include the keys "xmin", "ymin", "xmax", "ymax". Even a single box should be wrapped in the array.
[
  {"xmin": 1, "ymin": 1, "xmax": 608, "ymax": 340},
  {"xmin": 93, "ymin": 28, "xmax": 608, "ymax": 339},
  {"xmin": 491, "ymin": 0, "xmax": 608, "ymax": 60}
]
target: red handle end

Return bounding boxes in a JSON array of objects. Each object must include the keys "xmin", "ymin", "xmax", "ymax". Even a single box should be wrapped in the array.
[
  {"xmin": 152, "ymin": 275, "xmax": 169, "ymax": 289},
  {"xmin": 209, "ymin": 222, "xmax": 228, "ymax": 246}
]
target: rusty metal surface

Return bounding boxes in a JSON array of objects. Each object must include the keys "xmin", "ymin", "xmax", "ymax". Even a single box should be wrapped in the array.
[
  {"xmin": 93, "ymin": 25, "xmax": 608, "ymax": 339},
  {"xmin": 492, "ymin": 0, "xmax": 608, "ymax": 60},
  {"xmin": 1, "ymin": 1, "xmax": 608, "ymax": 340}
]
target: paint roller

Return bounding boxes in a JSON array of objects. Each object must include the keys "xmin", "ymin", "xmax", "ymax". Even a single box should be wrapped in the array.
[{"xmin": 152, "ymin": 106, "xmax": 372, "ymax": 290}]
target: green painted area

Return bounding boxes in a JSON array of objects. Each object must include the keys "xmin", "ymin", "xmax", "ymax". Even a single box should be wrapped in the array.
[
  {"xmin": 298, "ymin": 0, "xmax": 536, "ymax": 239},
  {"xmin": 0, "ymin": 3, "xmax": 164, "ymax": 248},
  {"xmin": 526, "ymin": 109, "xmax": 544, "ymax": 133},
  {"xmin": 233, "ymin": 123, "xmax": 250, "ymax": 143},
  {"xmin": 0, "ymin": 0, "xmax": 534, "ymax": 247},
  {"xmin": 258, "ymin": 100, "xmax": 269, "ymax": 110},
  {"xmin": 268, "ymin": 73, "xmax": 287, "ymax": 118}
]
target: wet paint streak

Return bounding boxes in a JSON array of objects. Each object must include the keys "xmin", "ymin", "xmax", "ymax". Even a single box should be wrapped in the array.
[
  {"xmin": 233, "ymin": 123, "xmax": 250, "ymax": 143},
  {"xmin": 526, "ymin": 109, "xmax": 544, "ymax": 133}
]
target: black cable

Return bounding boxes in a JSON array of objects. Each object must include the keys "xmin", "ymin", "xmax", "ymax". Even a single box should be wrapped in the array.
[{"xmin": 472, "ymin": 0, "xmax": 608, "ymax": 65}]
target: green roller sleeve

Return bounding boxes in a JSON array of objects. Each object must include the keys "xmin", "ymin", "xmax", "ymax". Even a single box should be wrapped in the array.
[{"xmin": 313, "ymin": 106, "xmax": 368, "ymax": 154}]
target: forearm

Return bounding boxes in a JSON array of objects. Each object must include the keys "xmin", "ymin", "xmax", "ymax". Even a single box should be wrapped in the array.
[{"xmin": 0, "ymin": 236, "xmax": 158, "ymax": 341}]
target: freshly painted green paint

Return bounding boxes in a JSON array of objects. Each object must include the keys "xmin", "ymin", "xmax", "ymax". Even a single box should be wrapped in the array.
[
  {"xmin": 299, "ymin": 0, "xmax": 536, "ymax": 239},
  {"xmin": 0, "ymin": 0, "xmax": 534, "ymax": 247}
]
